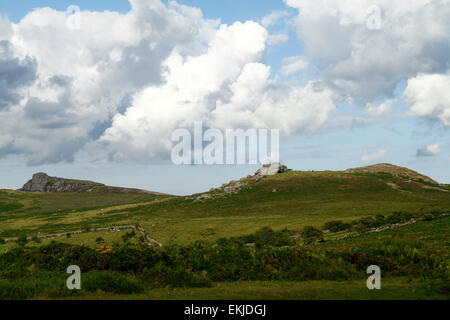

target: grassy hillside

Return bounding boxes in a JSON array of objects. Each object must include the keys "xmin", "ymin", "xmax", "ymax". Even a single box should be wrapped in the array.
[
  {"xmin": 0, "ymin": 164, "xmax": 449, "ymax": 245},
  {"xmin": 0, "ymin": 163, "xmax": 448, "ymax": 300},
  {"xmin": 118, "ymin": 169, "xmax": 449, "ymax": 244},
  {"xmin": 0, "ymin": 190, "xmax": 171, "ymax": 240}
]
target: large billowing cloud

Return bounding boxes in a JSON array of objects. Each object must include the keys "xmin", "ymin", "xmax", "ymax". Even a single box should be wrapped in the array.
[
  {"xmin": 0, "ymin": 0, "xmax": 337, "ymax": 164},
  {"xmin": 285, "ymin": 0, "xmax": 450, "ymax": 105},
  {"xmin": 4, "ymin": 0, "xmax": 448, "ymax": 166},
  {"xmin": 102, "ymin": 22, "xmax": 336, "ymax": 161}
]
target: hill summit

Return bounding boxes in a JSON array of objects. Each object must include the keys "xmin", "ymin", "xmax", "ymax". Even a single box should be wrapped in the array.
[{"xmin": 345, "ymin": 163, "xmax": 438, "ymax": 184}]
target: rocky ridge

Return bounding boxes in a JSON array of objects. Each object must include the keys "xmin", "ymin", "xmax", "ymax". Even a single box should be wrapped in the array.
[
  {"xmin": 21, "ymin": 173, "xmax": 104, "ymax": 193},
  {"xmin": 193, "ymin": 162, "xmax": 291, "ymax": 202},
  {"xmin": 20, "ymin": 172, "xmax": 164, "ymax": 194}
]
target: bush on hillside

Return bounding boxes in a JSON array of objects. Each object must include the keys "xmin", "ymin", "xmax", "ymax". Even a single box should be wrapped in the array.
[
  {"xmin": 16, "ymin": 236, "xmax": 28, "ymax": 247},
  {"xmin": 322, "ymin": 220, "xmax": 351, "ymax": 232},
  {"xmin": 300, "ymin": 226, "xmax": 323, "ymax": 242},
  {"xmin": 218, "ymin": 227, "xmax": 295, "ymax": 248}
]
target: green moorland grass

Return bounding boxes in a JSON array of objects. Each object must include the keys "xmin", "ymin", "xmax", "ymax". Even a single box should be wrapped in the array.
[
  {"xmin": 0, "ymin": 170, "xmax": 449, "ymax": 245},
  {"xmin": 0, "ymin": 189, "xmax": 169, "ymax": 217},
  {"xmin": 70, "ymin": 278, "xmax": 448, "ymax": 300},
  {"xmin": 0, "ymin": 216, "xmax": 448, "ymax": 300},
  {"xmin": 0, "ymin": 190, "xmax": 171, "ymax": 238}
]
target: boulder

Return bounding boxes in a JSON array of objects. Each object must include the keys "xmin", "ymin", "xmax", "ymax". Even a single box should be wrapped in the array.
[{"xmin": 255, "ymin": 163, "xmax": 290, "ymax": 176}]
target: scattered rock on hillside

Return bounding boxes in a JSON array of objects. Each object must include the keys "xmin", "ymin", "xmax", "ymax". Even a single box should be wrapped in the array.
[
  {"xmin": 195, "ymin": 193, "xmax": 212, "ymax": 202},
  {"xmin": 223, "ymin": 181, "xmax": 247, "ymax": 194}
]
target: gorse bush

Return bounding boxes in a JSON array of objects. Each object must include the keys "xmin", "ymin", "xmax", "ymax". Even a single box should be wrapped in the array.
[{"xmin": 217, "ymin": 227, "xmax": 295, "ymax": 248}]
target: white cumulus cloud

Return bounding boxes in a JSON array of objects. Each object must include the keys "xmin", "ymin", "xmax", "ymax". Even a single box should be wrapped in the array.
[{"xmin": 404, "ymin": 73, "xmax": 450, "ymax": 126}]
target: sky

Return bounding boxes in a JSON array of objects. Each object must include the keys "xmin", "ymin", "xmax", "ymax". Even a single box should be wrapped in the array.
[{"xmin": 0, "ymin": 0, "xmax": 449, "ymax": 195}]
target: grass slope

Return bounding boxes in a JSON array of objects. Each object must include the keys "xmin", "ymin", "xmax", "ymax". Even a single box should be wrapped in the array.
[
  {"xmin": 1, "ymin": 165, "xmax": 449, "ymax": 245},
  {"xmin": 0, "ymin": 190, "xmax": 171, "ymax": 239}
]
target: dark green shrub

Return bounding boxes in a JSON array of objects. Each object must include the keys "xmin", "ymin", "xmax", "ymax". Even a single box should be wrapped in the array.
[
  {"xmin": 372, "ymin": 214, "xmax": 386, "ymax": 227},
  {"xmin": 95, "ymin": 237, "xmax": 105, "ymax": 244},
  {"xmin": 300, "ymin": 226, "xmax": 323, "ymax": 241},
  {"xmin": 121, "ymin": 230, "xmax": 136, "ymax": 243},
  {"xmin": 353, "ymin": 223, "xmax": 369, "ymax": 234},
  {"xmin": 16, "ymin": 236, "xmax": 28, "ymax": 247},
  {"xmin": 322, "ymin": 220, "xmax": 351, "ymax": 232},
  {"xmin": 386, "ymin": 212, "xmax": 410, "ymax": 224},
  {"xmin": 32, "ymin": 237, "xmax": 42, "ymax": 244},
  {"xmin": 216, "ymin": 237, "xmax": 228, "ymax": 246},
  {"xmin": 226, "ymin": 227, "xmax": 294, "ymax": 248},
  {"xmin": 359, "ymin": 217, "xmax": 374, "ymax": 228}
]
